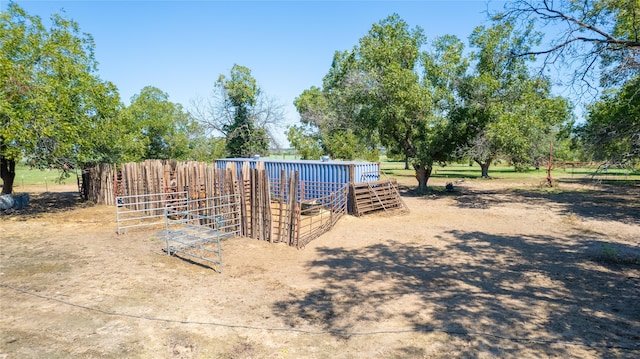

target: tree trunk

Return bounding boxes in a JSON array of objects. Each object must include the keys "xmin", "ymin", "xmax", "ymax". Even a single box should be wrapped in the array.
[
  {"xmin": 81, "ymin": 163, "xmax": 91, "ymax": 201},
  {"xmin": 476, "ymin": 160, "xmax": 491, "ymax": 178},
  {"xmin": 404, "ymin": 156, "xmax": 409, "ymax": 170},
  {"xmin": 414, "ymin": 164, "xmax": 432, "ymax": 192},
  {"xmin": 1, "ymin": 157, "xmax": 16, "ymax": 195}
]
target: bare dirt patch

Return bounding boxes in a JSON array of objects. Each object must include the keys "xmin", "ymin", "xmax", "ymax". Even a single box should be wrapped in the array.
[{"xmin": 1, "ymin": 179, "xmax": 639, "ymax": 358}]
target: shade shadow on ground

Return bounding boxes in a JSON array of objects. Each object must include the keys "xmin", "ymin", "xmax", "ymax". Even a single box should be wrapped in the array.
[
  {"xmin": 446, "ymin": 180, "xmax": 640, "ymax": 225},
  {"xmin": 273, "ymin": 231, "xmax": 640, "ymax": 357},
  {"xmin": 1, "ymin": 191, "xmax": 87, "ymax": 218}
]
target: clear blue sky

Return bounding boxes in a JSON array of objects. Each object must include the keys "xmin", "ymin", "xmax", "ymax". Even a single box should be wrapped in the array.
[{"xmin": 7, "ymin": 0, "xmax": 505, "ymax": 146}]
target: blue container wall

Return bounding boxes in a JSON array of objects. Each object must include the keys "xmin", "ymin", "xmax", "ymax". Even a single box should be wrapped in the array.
[{"xmin": 214, "ymin": 159, "xmax": 379, "ymax": 184}]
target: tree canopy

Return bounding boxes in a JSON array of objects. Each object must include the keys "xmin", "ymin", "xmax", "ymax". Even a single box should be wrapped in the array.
[
  {"xmin": 292, "ymin": 80, "xmax": 379, "ymax": 161},
  {"xmin": 499, "ymin": 0, "xmax": 640, "ymax": 90},
  {"xmin": 581, "ymin": 76, "xmax": 640, "ymax": 164},
  {"xmin": 294, "ymin": 14, "xmax": 574, "ymax": 189},
  {"xmin": 1, "ymin": 4, "xmax": 228, "ymax": 195},
  {"xmin": 126, "ymin": 86, "xmax": 196, "ymax": 160},
  {"xmin": 450, "ymin": 21, "xmax": 573, "ymax": 177},
  {"xmin": 286, "ymin": 123, "xmax": 323, "ymax": 160},
  {"xmin": 1, "ymin": 3, "xmax": 122, "ymax": 194},
  {"xmin": 498, "ymin": 0, "xmax": 640, "ymax": 166},
  {"xmin": 294, "ymin": 15, "xmax": 440, "ymax": 189},
  {"xmin": 193, "ymin": 64, "xmax": 285, "ymax": 158},
  {"xmin": 357, "ymin": 15, "xmax": 437, "ymax": 188}
]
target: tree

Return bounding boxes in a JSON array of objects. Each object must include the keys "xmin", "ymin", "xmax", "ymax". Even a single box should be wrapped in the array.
[
  {"xmin": 286, "ymin": 124, "xmax": 322, "ymax": 160},
  {"xmin": 580, "ymin": 75, "xmax": 640, "ymax": 164},
  {"xmin": 450, "ymin": 22, "xmax": 572, "ymax": 177},
  {"xmin": 187, "ymin": 135, "xmax": 226, "ymax": 162},
  {"xmin": 356, "ymin": 15, "xmax": 434, "ymax": 190},
  {"xmin": 78, "ymin": 81, "xmax": 146, "ymax": 165},
  {"xmin": 339, "ymin": 15, "xmax": 442, "ymax": 189},
  {"xmin": 1, "ymin": 3, "xmax": 122, "ymax": 194},
  {"xmin": 294, "ymin": 85, "xmax": 333, "ymax": 131},
  {"xmin": 350, "ymin": 16, "xmax": 512, "ymax": 188},
  {"xmin": 293, "ymin": 57, "xmax": 380, "ymax": 161},
  {"xmin": 193, "ymin": 64, "xmax": 284, "ymax": 158},
  {"xmin": 291, "ymin": 86, "xmax": 328, "ymax": 159},
  {"xmin": 420, "ymin": 35, "xmax": 472, "ymax": 172},
  {"xmin": 126, "ymin": 86, "xmax": 195, "ymax": 160},
  {"xmin": 499, "ymin": 0, "xmax": 640, "ymax": 90},
  {"xmin": 295, "ymin": 15, "xmax": 475, "ymax": 189},
  {"xmin": 498, "ymin": 0, "xmax": 640, "ymax": 164}
]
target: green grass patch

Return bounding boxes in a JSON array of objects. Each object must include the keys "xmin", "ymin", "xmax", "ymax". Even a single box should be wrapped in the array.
[
  {"xmin": 380, "ymin": 160, "xmax": 640, "ymax": 183},
  {"xmin": 6, "ymin": 163, "xmax": 76, "ymax": 188}
]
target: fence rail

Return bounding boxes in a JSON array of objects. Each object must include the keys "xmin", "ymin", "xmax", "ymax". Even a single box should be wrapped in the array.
[
  {"xmin": 163, "ymin": 193, "xmax": 241, "ymax": 273},
  {"xmin": 116, "ymin": 191, "xmax": 188, "ymax": 234},
  {"xmin": 297, "ymin": 183, "xmax": 349, "ymax": 248},
  {"xmin": 350, "ymin": 179, "xmax": 407, "ymax": 216}
]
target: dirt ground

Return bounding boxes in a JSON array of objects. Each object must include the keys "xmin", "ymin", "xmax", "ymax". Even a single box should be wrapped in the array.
[{"xmin": 1, "ymin": 176, "xmax": 639, "ymax": 359}]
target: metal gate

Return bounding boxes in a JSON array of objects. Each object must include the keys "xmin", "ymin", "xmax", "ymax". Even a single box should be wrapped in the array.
[
  {"xmin": 116, "ymin": 191, "xmax": 188, "ymax": 234},
  {"xmin": 162, "ymin": 193, "xmax": 241, "ymax": 273}
]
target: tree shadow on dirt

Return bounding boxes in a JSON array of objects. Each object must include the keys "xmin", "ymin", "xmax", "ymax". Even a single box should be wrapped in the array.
[
  {"xmin": 1, "ymin": 191, "xmax": 89, "ymax": 218},
  {"xmin": 272, "ymin": 231, "xmax": 640, "ymax": 357},
  {"xmin": 397, "ymin": 183, "xmax": 455, "ymax": 198},
  {"xmin": 515, "ymin": 180, "xmax": 639, "ymax": 225},
  {"xmin": 444, "ymin": 180, "xmax": 640, "ymax": 225}
]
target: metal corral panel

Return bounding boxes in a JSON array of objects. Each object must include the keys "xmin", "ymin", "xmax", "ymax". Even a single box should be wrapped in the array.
[{"xmin": 214, "ymin": 158, "xmax": 379, "ymax": 184}]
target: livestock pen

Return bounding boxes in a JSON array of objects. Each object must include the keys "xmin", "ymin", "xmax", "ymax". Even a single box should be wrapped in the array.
[{"xmin": 83, "ymin": 160, "xmax": 356, "ymax": 248}]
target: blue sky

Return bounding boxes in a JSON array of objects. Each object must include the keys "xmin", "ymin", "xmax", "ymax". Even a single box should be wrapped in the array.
[{"xmin": 7, "ymin": 1, "xmax": 505, "ymax": 146}]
